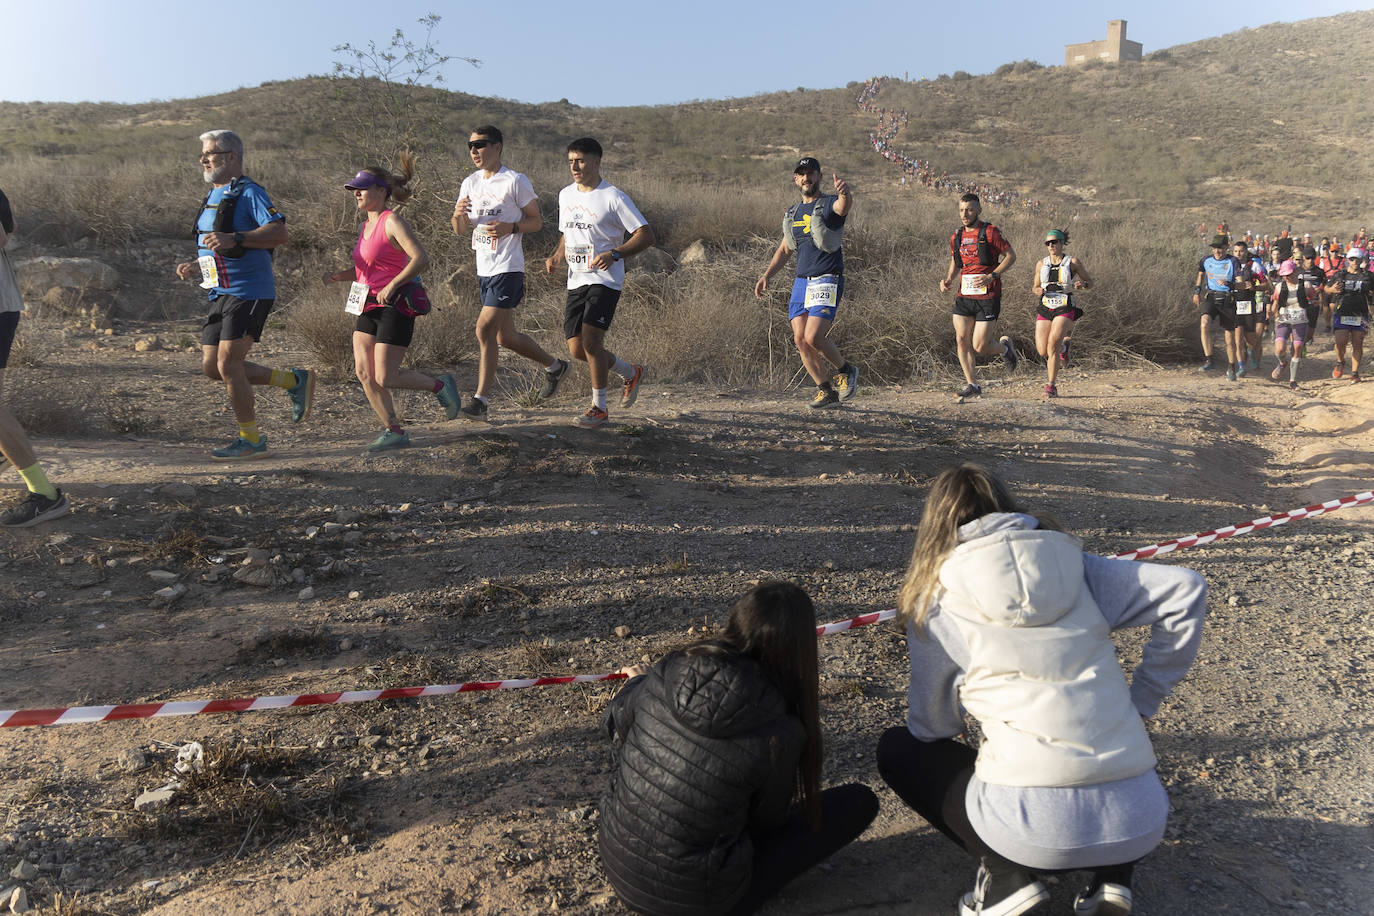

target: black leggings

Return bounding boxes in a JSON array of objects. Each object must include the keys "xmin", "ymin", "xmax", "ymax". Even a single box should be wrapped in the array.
[
  {"xmin": 876, "ymin": 727, "xmax": 1136, "ymax": 896},
  {"xmin": 728, "ymin": 783, "xmax": 879, "ymax": 915}
]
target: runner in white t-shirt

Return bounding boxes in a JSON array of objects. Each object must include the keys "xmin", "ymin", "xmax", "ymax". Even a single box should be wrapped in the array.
[
  {"xmin": 544, "ymin": 138, "xmax": 656, "ymax": 429},
  {"xmin": 451, "ymin": 126, "xmax": 568, "ymax": 421}
]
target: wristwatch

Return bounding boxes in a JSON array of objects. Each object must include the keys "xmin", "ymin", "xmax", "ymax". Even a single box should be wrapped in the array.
[
  {"xmin": 233, "ymin": 232, "xmax": 245, "ymax": 245},
  {"xmin": 611, "ymin": 250, "xmax": 623, "ymax": 262}
]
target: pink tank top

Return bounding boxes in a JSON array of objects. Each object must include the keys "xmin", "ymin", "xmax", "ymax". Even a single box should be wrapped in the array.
[{"xmin": 352, "ymin": 210, "xmax": 410, "ymax": 302}]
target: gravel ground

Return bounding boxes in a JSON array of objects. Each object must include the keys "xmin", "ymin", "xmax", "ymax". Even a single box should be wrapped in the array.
[{"xmin": 1, "ymin": 327, "xmax": 1371, "ymax": 915}]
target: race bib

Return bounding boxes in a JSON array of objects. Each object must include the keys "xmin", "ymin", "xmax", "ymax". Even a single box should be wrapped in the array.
[
  {"xmin": 198, "ymin": 255, "xmax": 219, "ymax": 289},
  {"xmin": 804, "ymin": 277, "xmax": 838, "ymax": 309},
  {"xmin": 1279, "ymin": 306, "xmax": 1306, "ymax": 324},
  {"xmin": 1042, "ymin": 292, "xmax": 1068, "ymax": 309},
  {"xmin": 1338, "ymin": 313, "xmax": 1364, "ymax": 328},
  {"xmin": 344, "ymin": 281, "xmax": 369, "ymax": 315},
  {"xmin": 567, "ymin": 244, "xmax": 593, "ymax": 272},
  {"xmin": 960, "ymin": 272, "xmax": 990, "ymax": 296},
  {"xmin": 1235, "ymin": 300, "xmax": 1253, "ymax": 316},
  {"xmin": 471, "ymin": 225, "xmax": 498, "ymax": 253}
]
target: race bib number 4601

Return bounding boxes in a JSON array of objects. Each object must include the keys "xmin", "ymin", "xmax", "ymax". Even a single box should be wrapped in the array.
[{"xmin": 567, "ymin": 244, "xmax": 593, "ymax": 272}]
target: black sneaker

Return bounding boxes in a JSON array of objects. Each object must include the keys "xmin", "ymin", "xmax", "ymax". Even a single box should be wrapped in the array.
[
  {"xmin": 459, "ymin": 397, "xmax": 489, "ymax": 422},
  {"xmin": 809, "ymin": 387, "xmax": 840, "ymax": 409},
  {"xmin": 1, "ymin": 489, "xmax": 71, "ymax": 527},
  {"xmin": 957, "ymin": 383, "xmax": 982, "ymax": 399},
  {"xmin": 538, "ymin": 359, "xmax": 570, "ymax": 401},
  {"xmin": 999, "ymin": 335, "xmax": 1019, "ymax": 372}
]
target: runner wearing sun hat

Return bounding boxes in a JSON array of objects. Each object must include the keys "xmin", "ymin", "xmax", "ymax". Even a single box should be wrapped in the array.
[{"xmin": 1268, "ymin": 259, "xmax": 1309, "ymax": 389}]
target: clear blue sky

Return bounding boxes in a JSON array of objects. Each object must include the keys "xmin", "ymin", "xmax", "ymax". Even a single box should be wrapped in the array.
[{"xmin": 5, "ymin": 0, "xmax": 1368, "ymax": 107}]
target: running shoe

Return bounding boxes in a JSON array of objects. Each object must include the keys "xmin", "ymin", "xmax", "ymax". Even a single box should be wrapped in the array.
[
  {"xmin": 1236, "ymin": 361, "xmax": 1247, "ymax": 378},
  {"xmin": 1201, "ymin": 358, "xmax": 1214, "ymax": 371},
  {"xmin": 620, "ymin": 365, "xmax": 646, "ymax": 408},
  {"xmin": 1352, "ymin": 372, "xmax": 1363, "ymax": 384},
  {"xmin": 1225, "ymin": 367, "xmax": 1237, "ymax": 382},
  {"xmin": 1248, "ymin": 350, "xmax": 1260, "ymax": 370},
  {"xmin": 1072, "ymin": 880, "xmax": 1133, "ymax": 915},
  {"xmin": 834, "ymin": 364, "xmax": 859, "ymax": 401},
  {"xmin": 459, "ymin": 398, "xmax": 489, "ymax": 422},
  {"xmin": 1045, "ymin": 384, "xmax": 1058, "ymax": 398},
  {"xmin": 287, "ymin": 368, "xmax": 315, "ymax": 423},
  {"xmin": 1271, "ymin": 364, "xmax": 1284, "ymax": 381},
  {"xmin": 809, "ymin": 387, "xmax": 840, "ymax": 409},
  {"xmin": 538, "ymin": 358, "xmax": 570, "ymax": 401},
  {"xmin": 999, "ymin": 335, "xmax": 1019, "ymax": 371},
  {"xmin": 211, "ymin": 437, "xmax": 271, "ymax": 461},
  {"xmin": 435, "ymin": 374, "xmax": 461, "ymax": 420},
  {"xmin": 0, "ymin": 489, "xmax": 71, "ymax": 528},
  {"xmin": 1333, "ymin": 364, "xmax": 1344, "ymax": 379},
  {"xmin": 1058, "ymin": 338, "xmax": 1071, "ymax": 365},
  {"xmin": 367, "ymin": 429, "xmax": 410, "ymax": 451},
  {"xmin": 576, "ymin": 406, "xmax": 609, "ymax": 428},
  {"xmin": 956, "ymin": 383, "xmax": 982, "ymax": 399},
  {"xmin": 1289, "ymin": 381, "xmax": 1299, "ymax": 390}
]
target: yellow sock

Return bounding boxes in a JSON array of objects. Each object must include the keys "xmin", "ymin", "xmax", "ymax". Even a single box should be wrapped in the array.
[
  {"xmin": 18, "ymin": 463, "xmax": 59, "ymax": 500},
  {"xmin": 238, "ymin": 422, "xmax": 262, "ymax": 444},
  {"xmin": 268, "ymin": 368, "xmax": 296, "ymax": 390}
]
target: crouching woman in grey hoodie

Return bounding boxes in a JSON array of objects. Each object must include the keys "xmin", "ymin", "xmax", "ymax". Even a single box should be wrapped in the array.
[{"xmin": 877, "ymin": 463, "xmax": 1206, "ymax": 916}]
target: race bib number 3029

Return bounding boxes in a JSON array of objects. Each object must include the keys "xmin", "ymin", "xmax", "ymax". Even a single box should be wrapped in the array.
[
  {"xmin": 567, "ymin": 244, "xmax": 593, "ymax": 272},
  {"xmin": 804, "ymin": 278, "xmax": 838, "ymax": 309}
]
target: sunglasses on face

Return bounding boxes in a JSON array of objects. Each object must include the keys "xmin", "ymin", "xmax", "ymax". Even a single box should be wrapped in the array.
[{"xmin": 468, "ymin": 140, "xmax": 495, "ymax": 150}]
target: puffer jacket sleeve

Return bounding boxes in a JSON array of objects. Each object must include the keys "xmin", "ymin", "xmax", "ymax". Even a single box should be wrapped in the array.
[{"xmin": 603, "ymin": 672, "xmax": 648, "ymax": 743}]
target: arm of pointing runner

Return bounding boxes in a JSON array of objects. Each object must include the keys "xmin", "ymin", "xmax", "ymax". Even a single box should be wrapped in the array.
[
  {"xmin": 1083, "ymin": 554, "xmax": 1207, "ymax": 717},
  {"xmin": 831, "ymin": 174, "xmax": 853, "ymax": 217}
]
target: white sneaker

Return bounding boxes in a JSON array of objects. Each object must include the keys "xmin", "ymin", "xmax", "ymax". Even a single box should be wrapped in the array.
[
  {"xmin": 1072, "ymin": 881, "xmax": 1132, "ymax": 915},
  {"xmin": 958, "ymin": 863, "xmax": 1049, "ymax": 916}
]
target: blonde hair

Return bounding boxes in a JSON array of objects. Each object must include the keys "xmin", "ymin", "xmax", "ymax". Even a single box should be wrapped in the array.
[
  {"xmin": 897, "ymin": 463, "xmax": 1059, "ymax": 632},
  {"xmin": 358, "ymin": 150, "xmax": 418, "ymax": 205}
]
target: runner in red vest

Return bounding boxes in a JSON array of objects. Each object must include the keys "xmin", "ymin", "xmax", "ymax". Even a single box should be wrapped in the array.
[{"xmin": 939, "ymin": 194, "xmax": 1017, "ymax": 399}]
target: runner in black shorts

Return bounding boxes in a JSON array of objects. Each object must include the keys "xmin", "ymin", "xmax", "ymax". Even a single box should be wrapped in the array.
[
  {"xmin": 1032, "ymin": 229, "xmax": 1093, "ymax": 398},
  {"xmin": 940, "ymin": 194, "xmax": 1017, "ymax": 399},
  {"xmin": 1193, "ymin": 235, "xmax": 1242, "ymax": 380},
  {"xmin": 1231, "ymin": 241, "xmax": 1264, "ymax": 376}
]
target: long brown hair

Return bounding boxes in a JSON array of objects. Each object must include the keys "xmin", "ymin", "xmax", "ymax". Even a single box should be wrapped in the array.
[
  {"xmin": 897, "ymin": 463, "xmax": 1059, "ymax": 632},
  {"xmin": 689, "ymin": 581, "xmax": 822, "ymax": 828},
  {"xmin": 359, "ymin": 150, "xmax": 417, "ymax": 205}
]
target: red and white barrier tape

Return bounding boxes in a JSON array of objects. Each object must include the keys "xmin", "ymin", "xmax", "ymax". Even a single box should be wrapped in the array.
[
  {"xmin": 1108, "ymin": 491, "xmax": 1373, "ymax": 561},
  {"xmin": 4, "ymin": 491, "xmax": 1369, "ymax": 728}
]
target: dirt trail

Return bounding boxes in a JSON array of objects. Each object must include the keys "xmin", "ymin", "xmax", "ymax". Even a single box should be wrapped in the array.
[{"xmin": 2, "ymin": 334, "xmax": 1372, "ymax": 915}]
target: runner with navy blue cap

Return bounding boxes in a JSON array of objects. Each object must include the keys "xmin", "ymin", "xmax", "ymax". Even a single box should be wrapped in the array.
[{"xmin": 755, "ymin": 157, "xmax": 860, "ymax": 410}]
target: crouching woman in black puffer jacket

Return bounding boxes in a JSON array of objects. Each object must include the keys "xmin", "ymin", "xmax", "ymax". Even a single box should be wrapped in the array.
[{"xmin": 598, "ymin": 581, "xmax": 878, "ymax": 916}]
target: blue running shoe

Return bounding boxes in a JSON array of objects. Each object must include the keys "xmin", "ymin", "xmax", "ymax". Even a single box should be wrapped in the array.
[
  {"xmin": 287, "ymin": 368, "xmax": 315, "ymax": 423},
  {"xmin": 211, "ymin": 437, "xmax": 271, "ymax": 461},
  {"xmin": 368, "ymin": 429, "xmax": 411, "ymax": 451},
  {"xmin": 435, "ymin": 374, "xmax": 461, "ymax": 420}
]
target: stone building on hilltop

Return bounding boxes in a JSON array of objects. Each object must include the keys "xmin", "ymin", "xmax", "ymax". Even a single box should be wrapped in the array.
[{"xmin": 1065, "ymin": 20, "xmax": 1143, "ymax": 66}]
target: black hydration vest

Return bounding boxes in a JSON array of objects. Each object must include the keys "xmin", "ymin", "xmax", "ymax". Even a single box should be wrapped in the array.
[{"xmin": 194, "ymin": 176, "xmax": 255, "ymax": 258}]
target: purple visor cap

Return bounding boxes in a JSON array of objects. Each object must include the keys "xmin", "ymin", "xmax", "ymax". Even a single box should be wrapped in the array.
[{"xmin": 344, "ymin": 171, "xmax": 388, "ymax": 191}]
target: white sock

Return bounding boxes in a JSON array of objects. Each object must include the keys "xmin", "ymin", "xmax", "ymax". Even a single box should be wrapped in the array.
[
  {"xmin": 474, "ymin": 394, "xmax": 488, "ymax": 405},
  {"xmin": 1289, "ymin": 357, "xmax": 1300, "ymax": 382},
  {"xmin": 592, "ymin": 388, "xmax": 607, "ymax": 410},
  {"xmin": 611, "ymin": 356, "xmax": 634, "ymax": 379}
]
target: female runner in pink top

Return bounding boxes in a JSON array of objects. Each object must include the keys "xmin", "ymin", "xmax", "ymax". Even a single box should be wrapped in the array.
[{"xmin": 324, "ymin": 154, "xmax": 461, "ymax": 451}]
